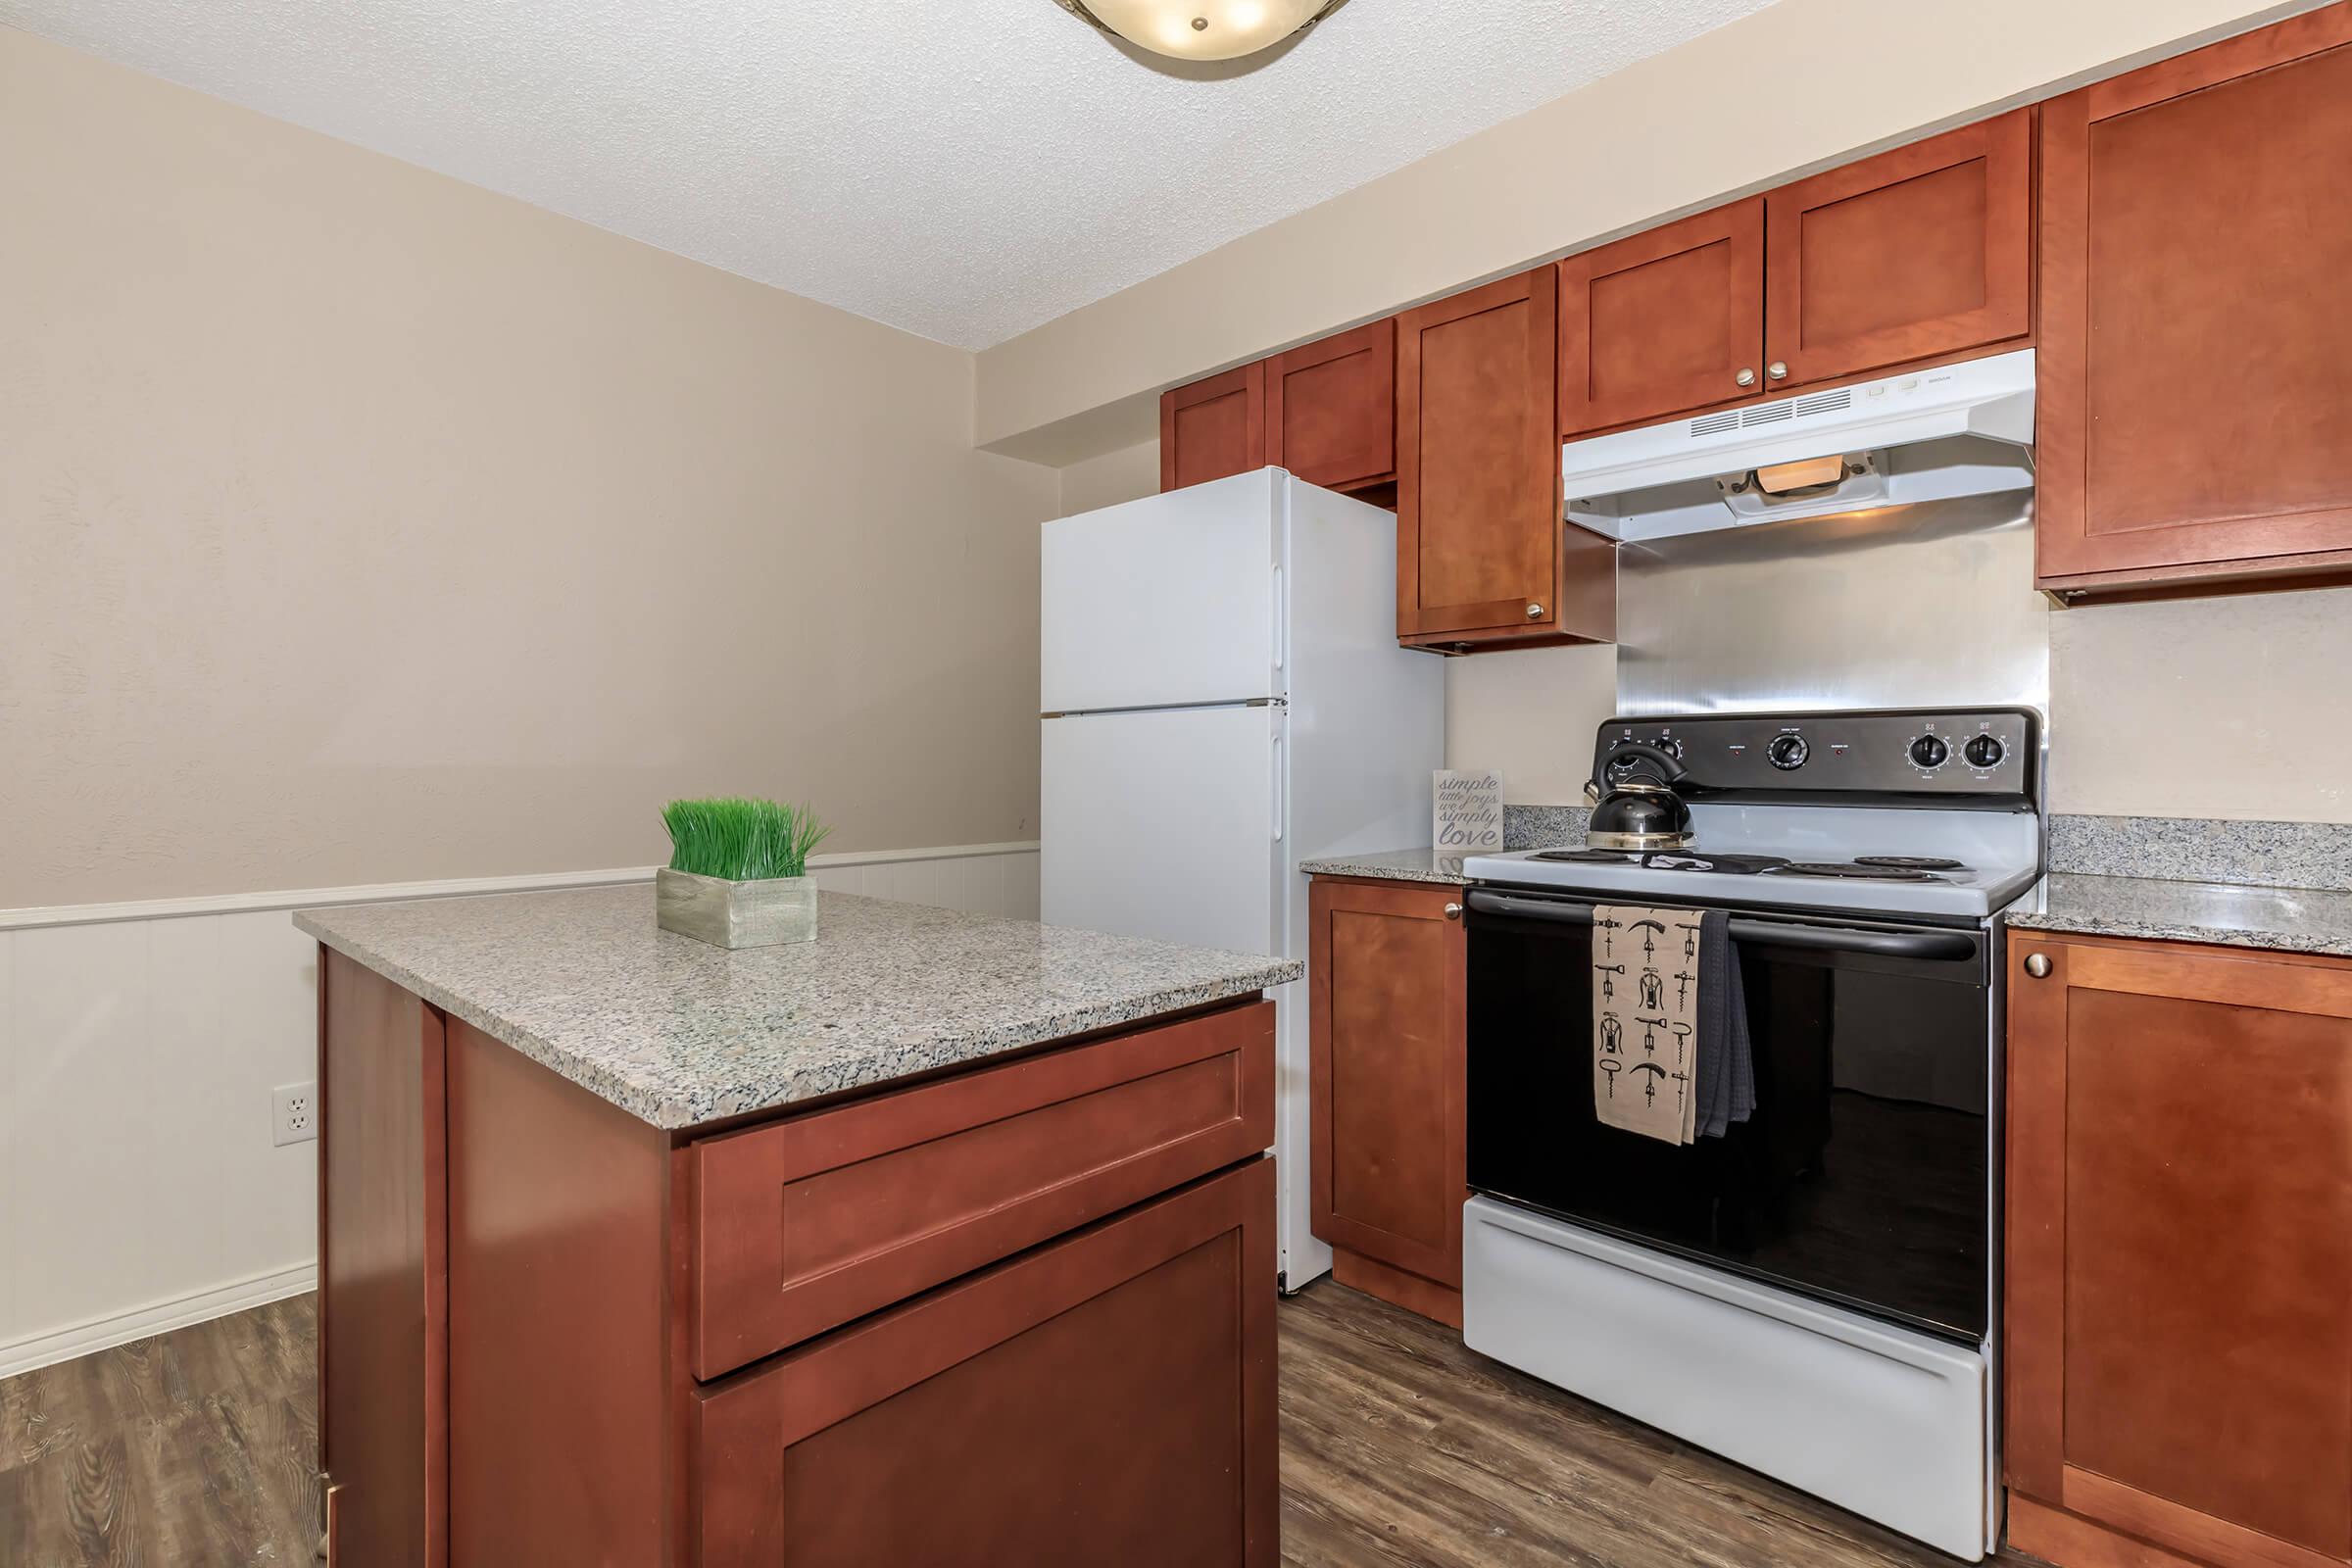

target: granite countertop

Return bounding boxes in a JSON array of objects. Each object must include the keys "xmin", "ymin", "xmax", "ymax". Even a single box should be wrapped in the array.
[
  {"xmin": 296, "ymin": 885, "xmax": 1299, "ymax": 1130},
  {"xmin": 2007, "ymin": 872, "xmax": 2352, "ymax": 959},
  {"xmin": 1298, "ymin": 849, "xmax": 1469, "ymax": 885}
]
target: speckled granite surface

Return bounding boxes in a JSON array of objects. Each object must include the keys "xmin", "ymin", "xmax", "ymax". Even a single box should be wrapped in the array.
[
  {"xmin": 2049, "ymin": 815, "xmax": 2352, "ymax": 891},
  {"xmin": 1504, "ymin": 805, "xmax": 1592, "ymax": 850},
  {"xmin": 297, "ymin": 885, "xmax": 1298, "ymax": 1130},
  {"xmin": 1298, "ymin": 849, "xmax": 1467, "ymax": 885},
  {"xmin": 2007, "ymin": 873, "xmax": 2352, "ymax": 958}
]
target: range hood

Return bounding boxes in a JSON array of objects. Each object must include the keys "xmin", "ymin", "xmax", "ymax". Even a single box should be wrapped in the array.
[{"xmin": 1564, "ymin": 349, "xmax": 2035, "ymax": 543}]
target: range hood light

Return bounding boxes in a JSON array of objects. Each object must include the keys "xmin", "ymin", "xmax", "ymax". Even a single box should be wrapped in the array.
[{"xmin": 1753, "ymin": 455, "xmax": 1850, "ymax": 495}]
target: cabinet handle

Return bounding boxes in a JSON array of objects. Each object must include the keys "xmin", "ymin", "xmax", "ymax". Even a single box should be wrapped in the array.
[
  {"xmin": 1767, "ymin": 361, "xmax": 1788, "ymax": 381},
  {"xmin": 1444, "ymin": 903, "xmax": 1464, "ymax": 921},
  {"xmin": 1525, "ymin": 603, "xmax": 1545, "ymax": 620},
  {"xmin": 2023, "ymin": 953, "xmax": 2051, "ymax": 979},
  {"xmin": 1736, "ymin": 368, "xmax": 1756, "ymax": 387}
]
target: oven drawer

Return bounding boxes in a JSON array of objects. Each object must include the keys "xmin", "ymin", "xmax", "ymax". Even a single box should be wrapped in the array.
[{"xmin": 691, "ymin": 1000, "xmax": 1274, "ymax": 1380}]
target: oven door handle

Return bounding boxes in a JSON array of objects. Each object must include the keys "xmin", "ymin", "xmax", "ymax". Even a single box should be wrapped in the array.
[{"xmin": 1463, "ymin": 890, "xmax": 1980, "ymax": 959}]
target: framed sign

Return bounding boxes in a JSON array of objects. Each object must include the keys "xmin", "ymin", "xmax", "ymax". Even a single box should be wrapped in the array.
[{"xmin": 1434, "ymin": 769, "xmax": 1502, "ymax": 855}]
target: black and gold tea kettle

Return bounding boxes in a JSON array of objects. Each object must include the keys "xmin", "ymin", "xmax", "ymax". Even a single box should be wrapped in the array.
[{"xmin": 1584, "ymin": 742, "xmax": 1694, "ymax": 852}]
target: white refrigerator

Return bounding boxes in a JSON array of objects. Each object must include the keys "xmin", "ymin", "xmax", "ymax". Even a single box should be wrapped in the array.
[{"xmin": 1040, "ymin": 467, "xmax": 1446, "ymax": 1291}]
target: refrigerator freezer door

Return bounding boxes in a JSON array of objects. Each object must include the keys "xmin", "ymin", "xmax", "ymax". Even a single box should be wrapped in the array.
[
  {"xmin": 1041, "ymin": 705, "xmax": 1280, "ymax": 956},
  {"xmin": 1040, "ymin": 470, "xmax": 1283, "ymax": 714}
]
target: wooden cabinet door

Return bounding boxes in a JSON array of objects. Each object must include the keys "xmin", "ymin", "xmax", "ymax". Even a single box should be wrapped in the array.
[
  {"xmin": 2006, "ymin": 933, "xmax": 2352, "ymax": 1568},
  {"xmin": 1396, "ymin": 268, "xmax": 1572, "ymax": 641},
  {"xmin": 2037, "ymin": 6, "xmax": 2352, "ymax": 591},
  {"xmin": 1265, "ymin": 318, "xmax": 1396, "ymax": 493},
  {"xmin": 1763, "ymin": 110, "xmax": 2032, "ymax": 391},
  {"xmin": 1558, "ymin": 199, "xmax": 1764, "ymax": 437},
  {"xmin": 1309, "ymin": 879, "xmax": 1466, "ymax": 1321},
  {"xmin": 318, "ymin": 948, "xmax": 448, "ymax": 1568},
  {"xmin": 695, "ymin": 1158, "xmax": 1278, "ymax": 1568},
  {"xmin": 1159, "ymin": 363, "xmax": 1265, "ymax": 491}
]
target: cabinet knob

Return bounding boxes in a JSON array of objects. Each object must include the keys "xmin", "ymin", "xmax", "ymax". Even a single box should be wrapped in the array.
[
  {"xmin": 1444, "ymin": 903, "xmax": 1464, "ymax": 921},
  {"xmin": 1736, "ymin": 368, "xmax": 1756, "ymax": 387},
  {"xmin": 2024, "ymin": 953, "xmax": 2052, "ymax": 979},
  {"xmin": 1768, "ymin": 361, "xmax": 1788, "ymax": 380},
  {"xmin": 1526, "ymin": 603, "xmax": 1545, "ymax": 620}
]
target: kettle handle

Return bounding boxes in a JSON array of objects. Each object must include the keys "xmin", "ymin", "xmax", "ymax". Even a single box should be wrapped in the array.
[{"xmin": 1594, "ymin": 741, "xmax": 1690, "ymax": 792}]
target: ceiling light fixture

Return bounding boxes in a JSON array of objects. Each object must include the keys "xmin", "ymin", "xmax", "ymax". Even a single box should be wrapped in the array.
[{"xmin": 1054, "ymin": 0, "xmax": 1342, "ymax": 63}]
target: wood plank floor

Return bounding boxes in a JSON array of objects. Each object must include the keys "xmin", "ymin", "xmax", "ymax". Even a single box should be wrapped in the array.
[{"xmin": 0, "ymin": 1285, "xmax": 2026, "ymax": 1565}]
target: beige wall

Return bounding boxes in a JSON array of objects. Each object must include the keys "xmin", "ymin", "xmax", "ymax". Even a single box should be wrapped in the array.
[
  {"xmin": 977, "ymin": 0, "xmax": 2311, "ymax": 462},
  {"xmin": 1055, "ymin": 439, "xmax": 1162, "ymax": 518},
  {"xmin": 2047, "ymin": 588, "xmax": 2352, "ymax": 823},
  {"xmin": 1, "ymin": 29, "xmax": 1059, "ymax": 907}
]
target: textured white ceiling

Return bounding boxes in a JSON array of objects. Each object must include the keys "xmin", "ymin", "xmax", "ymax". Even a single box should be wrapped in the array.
[{"xmin": 3, "ymin": 0, "xmax": 1780, "ymax": 349}]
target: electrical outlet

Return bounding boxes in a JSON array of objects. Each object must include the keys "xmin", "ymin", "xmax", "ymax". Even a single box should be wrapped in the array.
[{"xmin": 273, "ymin": 1081, "xmax": 318, "ymax": 1147}]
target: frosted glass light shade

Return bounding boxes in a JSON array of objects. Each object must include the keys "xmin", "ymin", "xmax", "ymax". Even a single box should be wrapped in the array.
[{"xmin": 1075, "ymin": 0, "xmax": 1329, "ymax": 61}]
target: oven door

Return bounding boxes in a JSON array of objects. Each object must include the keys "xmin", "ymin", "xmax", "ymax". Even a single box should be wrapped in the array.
[{"xmin": 1464, "ymin": 886, "xmax": 1991, "ymax": 1342}]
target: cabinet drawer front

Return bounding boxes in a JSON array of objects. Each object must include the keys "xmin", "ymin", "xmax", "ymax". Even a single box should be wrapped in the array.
[
  {"xmin": 692, "ymin": 1001, "xmax": 1273, "ymax": 1379},
  {"xmin": 1764, "ymin": 110, "xmax": 2031, "ymax": 390},
  {"xmin": 694, "ymin": 1159, "xmax": 1278, "ymax": 1568}
]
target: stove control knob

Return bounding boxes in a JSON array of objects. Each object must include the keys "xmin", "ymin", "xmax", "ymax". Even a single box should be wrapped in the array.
[
  {"xmin": 1767, "ymin": 734, "xmax": 1810, "ymax": 771},
  {"xmin": 1963, "ymin": 734, "xmax": 2006, "ymax": 769},
  {"xmin": 1908, "ymin": 734, "xmax": 1950, "ymax": 770},
  {"xmin": 1655, "ymin": 737, "xmax": 1686, "ymax": 761}
]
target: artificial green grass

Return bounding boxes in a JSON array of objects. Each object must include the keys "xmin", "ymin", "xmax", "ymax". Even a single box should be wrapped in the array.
[{"xmin": 662, "ymin": 797, "xmax": 830, "ymax": 882}]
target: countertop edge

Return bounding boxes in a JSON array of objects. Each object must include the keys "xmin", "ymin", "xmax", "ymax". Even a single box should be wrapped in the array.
[
  {"xmin": 1298, "ymin": 850, "xmax": 1467, "ymax": 886},
  {"xmin": 296, "ymin": 912, "xmax": 1301, "ymax": 1131},
  {"xmin": 2001, "ymin": 907, "xmax": 2352, "ymax": 958}
]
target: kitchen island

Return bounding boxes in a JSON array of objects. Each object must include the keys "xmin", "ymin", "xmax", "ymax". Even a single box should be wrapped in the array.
[{"xmin": 297, "ymin": 884, "xmax": 1295, "ymax": 1567}]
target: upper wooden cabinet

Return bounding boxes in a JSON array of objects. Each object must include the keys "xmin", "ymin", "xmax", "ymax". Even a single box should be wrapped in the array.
[
  {"xmin": 1264, "ymin": 318, "xmax": 1396, "ymax": 494},
  {"xmin": 1765, "ymin": 110, "xmax": 2032, "ymax": 391},
  {"xmin": 1399, "ymin": 268, "xmax": 1614, "ymax": 649},
  {"xmin": 1558, "ymin": 111, "xmax": 2032, "ymax": 439},
  {"xmin": 1558, "ymin": 199, "xmax": 1765, "ymax": 437},
  {"xmin": 1158, "ymin": 363, "xmax": 1264, "ymax": 491},
  {"xmin": 2005, "ymin": 930, "xmax": 2352, "ymax": 1568},
  {"xmin": 2035, "ymin": 5, "xmax": 2352, "ymax": 598},
  {"xmin": 1309, "ymin": 876, "xmax": 1466, "ymax": 1326}
]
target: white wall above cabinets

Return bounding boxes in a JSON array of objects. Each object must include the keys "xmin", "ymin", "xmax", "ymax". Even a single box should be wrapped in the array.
[{"xmin": 0, "ymin": 842, "xmax": 1039, "ymax": 1378}]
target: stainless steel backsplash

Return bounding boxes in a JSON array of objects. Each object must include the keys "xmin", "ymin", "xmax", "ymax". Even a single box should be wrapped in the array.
[{"xmin": 1613, "ymin": 491, "xmax": 2049, "ymax": 716}]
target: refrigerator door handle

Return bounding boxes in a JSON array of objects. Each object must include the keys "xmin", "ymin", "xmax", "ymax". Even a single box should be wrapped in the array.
[
  {"xmin": 1270, "ymin": 726, "xmax": 1284, "ymax": 843},
  {"xmin": 1270, "ymin": 563, "xmax": 1284, "ymax": 677}
]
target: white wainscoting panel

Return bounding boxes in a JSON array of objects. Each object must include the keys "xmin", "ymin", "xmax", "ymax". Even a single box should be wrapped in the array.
[{"xmin": 0, "ymin": 841, "xmax": 1038, "ymax": 1377}]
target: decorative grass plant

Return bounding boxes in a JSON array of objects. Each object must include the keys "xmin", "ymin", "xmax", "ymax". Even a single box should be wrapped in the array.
[
  {"xmin": 656, "ymin": 798, "xmax": 832, "ymax": 948},
  {"xmin": 662, "ymin": 797, "xmax": 831, "ymax": 883}
]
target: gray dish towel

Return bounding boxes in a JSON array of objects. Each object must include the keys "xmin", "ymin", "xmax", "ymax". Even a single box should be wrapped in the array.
[{"xmin": 1691, "ymin": 909, "xmax": 1757, "ymax": 1138}]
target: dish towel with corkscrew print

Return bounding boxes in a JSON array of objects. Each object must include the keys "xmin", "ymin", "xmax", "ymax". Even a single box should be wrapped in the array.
[{"xmin": 1592, "ymin": 906, "xmax": 1754, "ymax": 1143}]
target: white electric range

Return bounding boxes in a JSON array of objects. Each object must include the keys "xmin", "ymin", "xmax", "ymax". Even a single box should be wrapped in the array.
[{"xmin": 1458, "ymin": 707, "xmax": 2042, "ymax": 1563}]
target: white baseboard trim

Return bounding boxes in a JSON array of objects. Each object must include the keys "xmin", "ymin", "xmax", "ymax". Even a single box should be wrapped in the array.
[
  {"xmin": 0, "ymin": 841, "xmax": 1042, "ymax": 933},
  {"xmin": 0, "ymin": 1265, "xmax": 318, "ymax": 1380}
]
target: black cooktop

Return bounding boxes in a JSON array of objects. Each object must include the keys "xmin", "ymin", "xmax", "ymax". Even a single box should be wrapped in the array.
[{"xmin": 1527, "ymin": 848, "xmax": 1969, "ymax": 883}]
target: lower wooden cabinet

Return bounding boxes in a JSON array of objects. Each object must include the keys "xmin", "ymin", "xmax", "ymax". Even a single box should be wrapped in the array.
[
  {"xmin": 2005, "ymin": 931, "xmax": 2352, "ymax": 1568},
  {"xmin": 694, "ymin": 1158, "xmax": 1278, "ymax": 1568},
  {"xmin": 1308, "ymin": 877, "xmax": 1467, "ymax": 1325}
]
